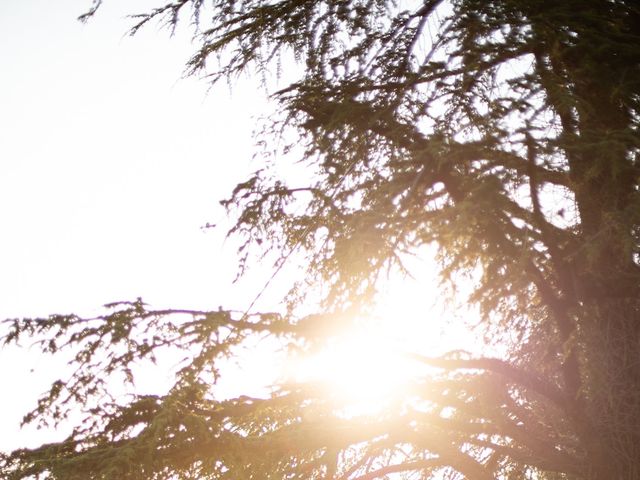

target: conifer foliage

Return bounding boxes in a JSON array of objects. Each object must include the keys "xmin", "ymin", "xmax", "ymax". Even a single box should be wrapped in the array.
[{"xmin": 3, "ymin": 1, "xmax": 640, "ymax": 479}]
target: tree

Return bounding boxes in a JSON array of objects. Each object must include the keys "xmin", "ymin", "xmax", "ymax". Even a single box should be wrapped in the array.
[{"xmin": 2, "ymin": 0, "xmax": 640, "ymax": 479}]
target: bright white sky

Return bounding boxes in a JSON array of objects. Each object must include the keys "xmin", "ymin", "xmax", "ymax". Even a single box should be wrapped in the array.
[
  {"xmin": 0, "ymin": 0, "xmax": 271, "ymax": 318},
  {"xmin": 0, "ymin": 0, "xmax": 277, "ymax": 451},
  {"xmin": 0, "ymin": 0, "xmax": 480, "ymax": 454}
]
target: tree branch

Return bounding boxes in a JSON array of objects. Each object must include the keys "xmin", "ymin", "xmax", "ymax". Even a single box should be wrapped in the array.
[{"xmin": 408, "ymin": 354, "xmax": 567, "ymax": 408}]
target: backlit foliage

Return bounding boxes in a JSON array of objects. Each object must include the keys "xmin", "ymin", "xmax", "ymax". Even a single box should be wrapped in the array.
[{"xmin": 2, "ymin": 1, "xmax": 640, "ymax": 479}]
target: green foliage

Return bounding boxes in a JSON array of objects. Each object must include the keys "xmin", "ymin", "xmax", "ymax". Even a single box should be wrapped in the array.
[{"xmin": 3, "ymin": 0, "xmax": 640, "ymax": 479}]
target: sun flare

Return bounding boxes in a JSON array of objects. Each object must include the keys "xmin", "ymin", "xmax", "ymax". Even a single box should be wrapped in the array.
[
  {"xmin": 288, "ymin": 271, "xmax": 479, "ymax": 414},
  {"xmin": 292, "ymin": 327, "xmax": 419, "ymax": 413}
]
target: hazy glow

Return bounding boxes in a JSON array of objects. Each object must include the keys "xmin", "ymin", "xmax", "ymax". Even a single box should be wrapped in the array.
[
  {"xmin": 189, "ymin": 264, "xmax": 480, "ymax": 411},
  {"xmin": 295, "ymin": 326, "xmax": 418, "ymax": 410},
  {"xmin": 286, "ymin": 265, "xmax": 479, "ymax": 414}
]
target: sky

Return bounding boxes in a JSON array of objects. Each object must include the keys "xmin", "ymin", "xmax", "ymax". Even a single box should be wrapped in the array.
[
  {"xmin": 0, "ymin": 0, "xmax": 479, "ymax": 454},
  {"xmin": 0, "ymin": 0, "xmax": 276, "ymax": 450},
  {"xmin": 0, "ymin": 0, "xmax": 272, "ymax": 318}
]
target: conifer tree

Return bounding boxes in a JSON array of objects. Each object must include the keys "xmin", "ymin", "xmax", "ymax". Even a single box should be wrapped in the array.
[{"xmin": 2, "ymin": 1, "xmax": 640, "ymax": 479}]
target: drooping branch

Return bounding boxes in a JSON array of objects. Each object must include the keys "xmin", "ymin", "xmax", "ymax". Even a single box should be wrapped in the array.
[
  {"xmin": 408, "ymin": 354, "xmax": 566, "ymax": 409},
  {"xmin": 347, "ymin": 459, "xmax": 445, "ymax": 480}
]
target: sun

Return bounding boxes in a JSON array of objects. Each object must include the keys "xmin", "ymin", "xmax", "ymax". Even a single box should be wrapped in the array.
[
  {"xmin": 287, "ymin": 267, "xmax": 480, "ymax": 414},
  {"xmin": 291, "ymin": 325, "xmax": 419, "ymax": 413},
  {"xmin": 219, "ymin": 261, "xmax": 481, "ymax": 412}
]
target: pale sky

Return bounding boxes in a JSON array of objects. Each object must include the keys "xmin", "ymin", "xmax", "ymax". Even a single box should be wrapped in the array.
[
  {"xmin": 0, "ymin": 0, "xmax": 479, "ymax": 454},
  {"xmin": 0, "ymin": 0, "xmax": 275, "ymax": 450},
  {"xmin": 0, "ymin": 1, "xmax": 280, "ymax": 317}
]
